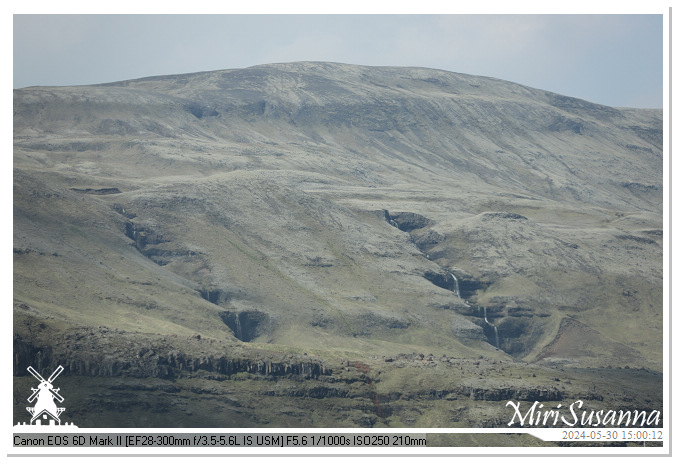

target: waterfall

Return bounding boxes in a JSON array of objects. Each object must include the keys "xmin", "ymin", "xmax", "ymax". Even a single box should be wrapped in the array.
[
  {"xmin": 481, "ymin": 306, "xmax": 500, "ymax": 348},
  {"xmin": 449, "ymin": 272, "xmax": 461, "ymax": 298},
  {"xmin": 235, "ymin": 314, "xmax": 243, "ymax": 340}
]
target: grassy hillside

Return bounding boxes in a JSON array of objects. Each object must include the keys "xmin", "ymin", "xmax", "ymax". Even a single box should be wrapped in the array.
[{"xmin": 13, "ymin": 62, "xmax": 663, "ymax": 429}]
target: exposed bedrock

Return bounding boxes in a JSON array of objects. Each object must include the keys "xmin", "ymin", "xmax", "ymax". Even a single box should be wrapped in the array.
[
  {"xmin": 218, "ymin": 310, "xmax": 273, "ymax": 342},
  {"xmin": 13, "ymin": 329, "xmax": 329, "ymax": 380}
]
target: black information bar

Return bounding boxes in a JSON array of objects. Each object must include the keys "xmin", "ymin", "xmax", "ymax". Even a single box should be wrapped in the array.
[{"xmin": 14, "ymin": 433, "xmax": 428, "ymax": 448}]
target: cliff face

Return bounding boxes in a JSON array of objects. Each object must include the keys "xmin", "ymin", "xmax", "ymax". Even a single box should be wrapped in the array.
[
  {"xmin": 13, "ymin": 327, "xmax": 662, "ymax": 430},
  {"xmin": 13, "ymin": 62, "xmax": 662, "ymax": 428},
  {"xmin": 13, "ymin": 330, "xmax": 331, "ymax": 380}
]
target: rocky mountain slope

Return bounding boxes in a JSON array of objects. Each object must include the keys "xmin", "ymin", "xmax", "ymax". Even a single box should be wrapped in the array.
[{"xmin": 13, "ymin": 62, "xmax": 663, "ymax": 431}]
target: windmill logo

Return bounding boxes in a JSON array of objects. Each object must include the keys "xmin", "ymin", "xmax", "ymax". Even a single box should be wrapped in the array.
[{"xmin": 15, "ymin": 365, "xmax": 78, "ymax": 428}]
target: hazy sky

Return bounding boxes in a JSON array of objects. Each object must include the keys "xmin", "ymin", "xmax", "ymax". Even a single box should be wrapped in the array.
[{"xmin": 13, "ymin": 14, "xmax": 664, "ymax": 108}]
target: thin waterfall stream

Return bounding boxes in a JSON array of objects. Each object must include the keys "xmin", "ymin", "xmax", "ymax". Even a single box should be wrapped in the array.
[
  {"xmin": 449, "ymin": 272, "xmax": 461, "ymax": 298},
  {"xmin": 235, "ymin": 314, "xmax": 243, "ymax": 340},
  {"xmin": 443, "ymin": 269, "xmax": 499, "ymax": 348},
  {"xmin": 482, "ymin": 306, "xmax": 500, "ymax": 348}
]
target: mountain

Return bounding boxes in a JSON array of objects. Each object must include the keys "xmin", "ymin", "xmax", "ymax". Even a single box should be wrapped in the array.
[{"xmin": 13, "ymin": 62, "xmax": 663, "ymax": 431}]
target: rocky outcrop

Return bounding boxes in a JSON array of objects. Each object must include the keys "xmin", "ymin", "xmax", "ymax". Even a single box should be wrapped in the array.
[
  {"xmin": 13, "ymin": 328, "xmax": 331, "ymax": 381},
  {"xmin": 13, "ymin": 334, "xmax": 52, "ymax": 376},
  {"xmin": 384, "ymin": 211, "xmax": 432, "ymax": 232},
  {"xmin": 70, "ymin": 187, "xmax": 122, "ymax": 195},
  {"xmin": 460, "ymin": 384, "xmax": 562, "ymax": 402},
  {"xmin": 217, "ymin": 310, "xmax": 272, "ymax": 342}
]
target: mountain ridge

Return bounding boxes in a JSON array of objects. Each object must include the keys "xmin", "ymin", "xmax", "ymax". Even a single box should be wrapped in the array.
[{"xmin": 13, "ymin": 62, "xmax": 663, "ymax": 428}]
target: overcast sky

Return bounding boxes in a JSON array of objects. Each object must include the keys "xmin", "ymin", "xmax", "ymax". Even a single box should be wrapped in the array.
[{"xmin": 13, "ymin": 13, "xmax": 664, "ymax": 108}]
